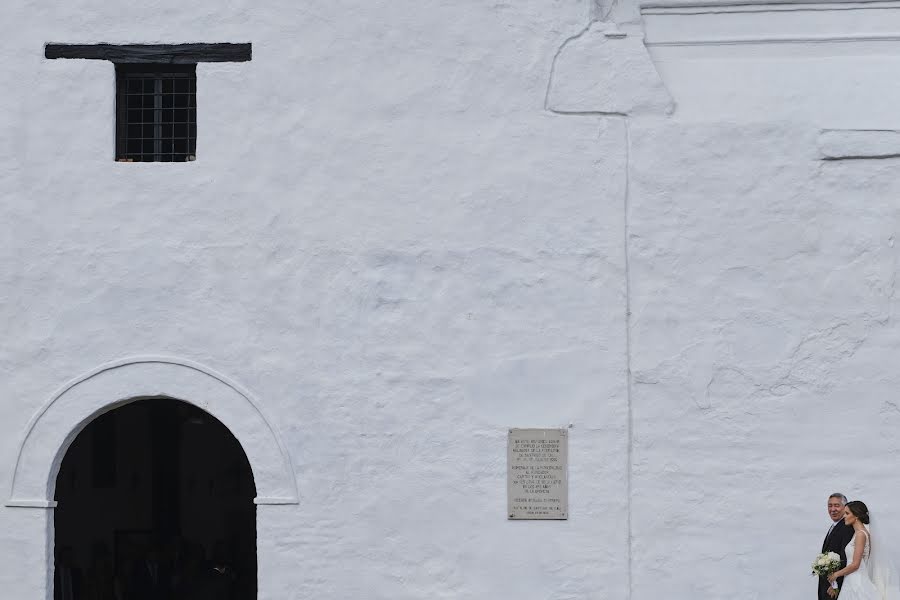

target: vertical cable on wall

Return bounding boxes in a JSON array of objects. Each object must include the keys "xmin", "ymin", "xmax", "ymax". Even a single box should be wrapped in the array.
[{"xmin": 621, "ymin": 115, "xmax": 634, "ymax": 600}]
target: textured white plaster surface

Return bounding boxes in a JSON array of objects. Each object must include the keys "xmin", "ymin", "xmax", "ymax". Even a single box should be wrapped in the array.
[
  {"xmin": 1, "ymin": 1, "xmax": 628, "ymax": 599},
  {"xmin": 5, "ymin": 0, "xmax": 900, "ymax": 598},
  {"xmin": 628, "ymin": 118, "xmax": 900, "ymax": 599}
]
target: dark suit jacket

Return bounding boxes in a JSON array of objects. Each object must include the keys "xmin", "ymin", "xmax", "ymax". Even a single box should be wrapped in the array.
[{"xmin": 819, "ymin": 519, "xmax": 855, "ymax": 600}]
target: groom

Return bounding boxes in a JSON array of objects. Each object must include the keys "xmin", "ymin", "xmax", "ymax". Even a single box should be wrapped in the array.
[{"xmin": 820, "ymin": 493, "xmax": 854, "ymax": 599}]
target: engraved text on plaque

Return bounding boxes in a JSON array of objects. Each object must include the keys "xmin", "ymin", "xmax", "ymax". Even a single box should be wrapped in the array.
[{"xmin": 507, "ymin": 428, "xmax": 568, "ymax": 520}]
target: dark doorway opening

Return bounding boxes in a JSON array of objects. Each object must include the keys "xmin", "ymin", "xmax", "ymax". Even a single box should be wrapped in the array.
[{"xmin": 54, "ymin": 398, "xmax": 257, "ymax": 600}]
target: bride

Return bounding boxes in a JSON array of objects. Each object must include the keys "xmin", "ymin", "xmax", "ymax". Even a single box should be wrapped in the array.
[{"xmin": 827, "ymin": 501, "xmax": 900, "ymax": 600}]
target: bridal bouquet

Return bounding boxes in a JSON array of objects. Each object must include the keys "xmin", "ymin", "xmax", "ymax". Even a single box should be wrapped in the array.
[{"xmin": 812, "ymin": 551, "xmax": 842, "ymax": 586}]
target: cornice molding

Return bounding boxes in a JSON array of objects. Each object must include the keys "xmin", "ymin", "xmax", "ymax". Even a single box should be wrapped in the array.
[
  {"xmin": 636, "ymin": 0, "xmax": 900, "ymax": 124},
  {"xmin": 642, "ymin": 0, "xmax": 900, "ymax": 48},
  {"xmin": 642, "ymin": 0, "xmax": 900, "ymax": 10},
  {"xmin": 645, "ymin": 32, "xmax": 900, "ymax": 46}
]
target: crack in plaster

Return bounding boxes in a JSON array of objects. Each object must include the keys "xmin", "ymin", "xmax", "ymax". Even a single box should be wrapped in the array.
[
  {"xmin": 595, "ymin": 0, "xmax": 620, "ymax": 26},
  {"xmin": 638, "ymin": 315, "xmax": 883, "ymax": 412},
  {"xmin": 702, "ymin": 321, "xmax": 874, "ymax": 407},
  {"xmin": 882, "ymin": 400, "xmax": 900, "ymax": 413}
]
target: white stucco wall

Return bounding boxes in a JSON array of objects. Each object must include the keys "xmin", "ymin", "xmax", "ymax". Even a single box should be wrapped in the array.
[
  {"xmin": 4, "ymin": 0, "xmax": 900, "ymax": 598},
  {"xmin": 626, "ymin": 118, "xmax": 900, "ymax": 599},
  {"xmin": 2, "ymin": 1, "xmax": 629, "ymax": 599}
]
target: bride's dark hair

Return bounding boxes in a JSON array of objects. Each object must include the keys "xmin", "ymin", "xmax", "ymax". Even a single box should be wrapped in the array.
[{"xmin": 847, "ymin": 500, "xmax": 871, "ymax": 524}]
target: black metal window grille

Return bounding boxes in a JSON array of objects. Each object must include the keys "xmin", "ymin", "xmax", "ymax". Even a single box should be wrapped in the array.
[{"xmin": 115, "ymin": 64, "xmax": 197, "ymax": 162}]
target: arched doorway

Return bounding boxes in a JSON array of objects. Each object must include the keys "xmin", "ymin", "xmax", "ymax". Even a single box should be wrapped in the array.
[
  {"xmin": 6, "ymin": 357, "xmax": 298, "ymax": 600},
  {"xmin": 53, "ymin": 397, "xmax": 256, "ymax": 599}
]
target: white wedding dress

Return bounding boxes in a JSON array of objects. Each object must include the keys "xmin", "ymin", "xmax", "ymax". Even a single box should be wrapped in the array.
[
  {"xmin": 840, "ymin": 529, "xmax": 880, "ymax": 600},
  {"xmin": 840, "ymin": 527, "xmax": 900, "ymax": 600}
]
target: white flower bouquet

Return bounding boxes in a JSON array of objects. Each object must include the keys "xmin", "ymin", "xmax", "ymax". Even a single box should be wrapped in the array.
[{"xmin": 813, "ymin": 551, "xmax": 842, "ymax": 591}]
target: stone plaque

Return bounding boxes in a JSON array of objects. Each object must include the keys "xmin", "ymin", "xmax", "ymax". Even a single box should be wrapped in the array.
[{"xmin": 507, "ymin": 428, "xmax": 568, "ymax": 520}]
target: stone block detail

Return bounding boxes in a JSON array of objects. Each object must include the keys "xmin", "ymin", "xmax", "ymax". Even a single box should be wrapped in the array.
[{"xmin": 819, "ymin": 129, "xmax": 900, "ymax": 160}]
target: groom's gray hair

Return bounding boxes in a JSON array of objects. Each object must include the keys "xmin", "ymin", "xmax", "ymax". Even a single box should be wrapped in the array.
[{"xmin": 829, "ymin": 493, "xmax": 848, "ymax": 504}]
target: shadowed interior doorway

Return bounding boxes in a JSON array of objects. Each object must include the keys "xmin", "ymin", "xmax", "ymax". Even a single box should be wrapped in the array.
[{"xmin": 53, "ymin": 397, "xmax": 256, "ymax": 599}]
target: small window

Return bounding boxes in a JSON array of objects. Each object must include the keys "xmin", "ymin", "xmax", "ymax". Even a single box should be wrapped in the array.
[{"xmin": 115, "ymin": 64, "xmax": 197, "ymax": 162}]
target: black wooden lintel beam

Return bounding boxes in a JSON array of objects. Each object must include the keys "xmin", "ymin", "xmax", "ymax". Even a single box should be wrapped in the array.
[{"xmin": 45, "ymin": 43, "xmax": 251, "ymax": 63}]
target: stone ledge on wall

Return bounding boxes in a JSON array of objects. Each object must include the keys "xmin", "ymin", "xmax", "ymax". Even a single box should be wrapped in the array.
[
  {"xmin": 546, "ymin": 21, "xmax": 675, "ymax": 116},
  {"xmin": 818, "ymin": 128, "xmax": 900, "ymax": 159}
]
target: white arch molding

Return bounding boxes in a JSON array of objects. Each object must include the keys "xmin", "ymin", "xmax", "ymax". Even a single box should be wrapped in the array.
[{"xmin": 6, "ymin": 356, "xmax": 300, "ymax": 507}]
